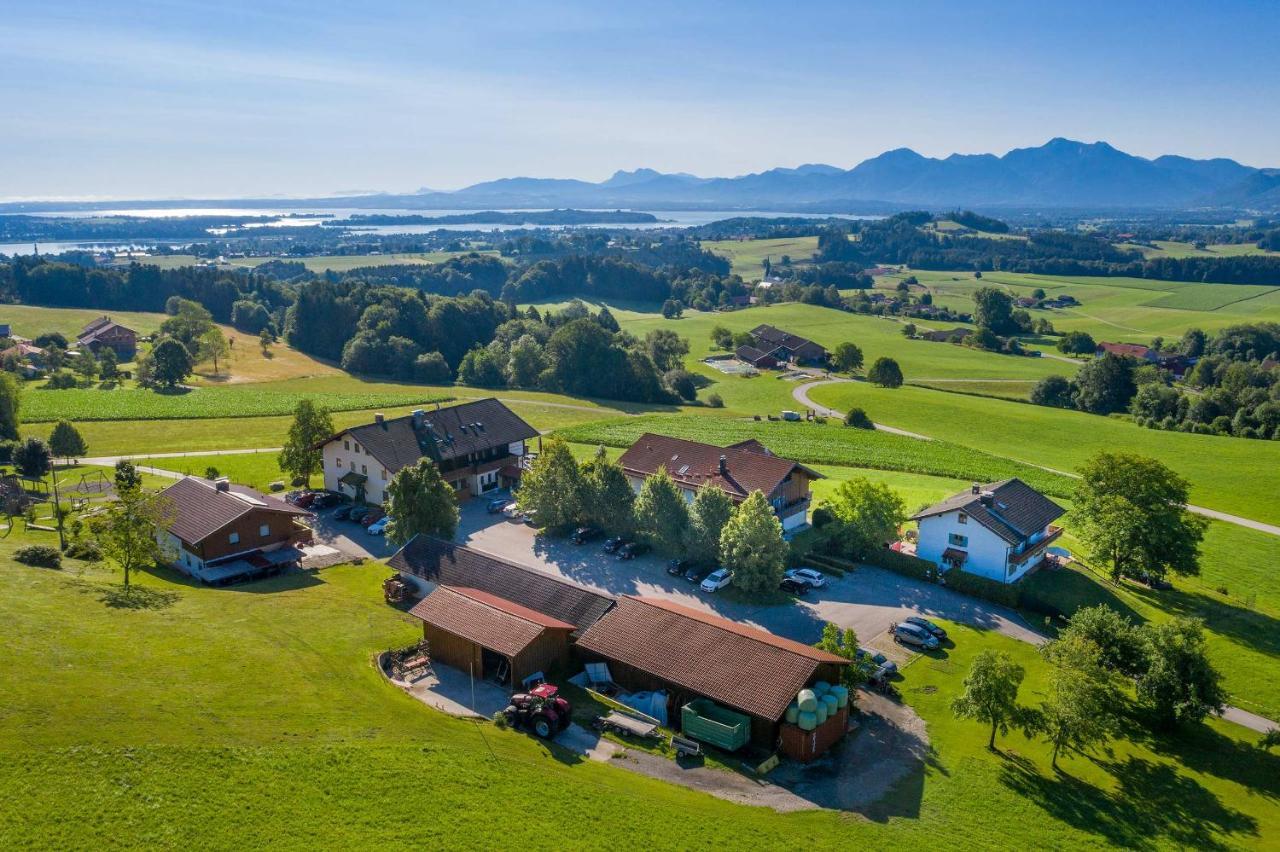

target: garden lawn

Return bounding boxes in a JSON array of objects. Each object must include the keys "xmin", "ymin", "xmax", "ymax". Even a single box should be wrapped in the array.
[
  {"xmin": 700, "ymin": 236, "xmax": 819, "ymax": 278},
  {"xmin": 806, "ymin": 381, "xmax": 1280, "ymax": 526},
  {"xmin": 1, "ymin": 531, "xmax": 1276, "ymax": 849}
]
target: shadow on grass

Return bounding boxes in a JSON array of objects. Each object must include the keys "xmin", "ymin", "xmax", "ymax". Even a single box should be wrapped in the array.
[
  {"xmin": 1119, "ymin": 711, "xmax": 1280, "ymax": 800},
  {"xmin": 1019, "ymin": 564, "xmax": 1146, "ymax": 629},
  {"xmin": 999, "ymin": 752, "xmax": 1258, "ymax": 850},
  {"xmin": 98, "ymin": 584, "xmax": 181, "ymax": 610},
  {"xmin": 1128, "ymin": 583, "xmax": 1280, "ymax": 661}
]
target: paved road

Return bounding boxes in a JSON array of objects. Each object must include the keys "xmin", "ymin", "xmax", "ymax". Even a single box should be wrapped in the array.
[{"xmin": 792, "ymin": 377, "xmax": 1280, "ymax": 539}]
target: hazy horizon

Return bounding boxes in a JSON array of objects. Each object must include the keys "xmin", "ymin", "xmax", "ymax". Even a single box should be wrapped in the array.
[{"xmin": 4, "ymin": 1, "xmax": 1279, "ymax": 199}]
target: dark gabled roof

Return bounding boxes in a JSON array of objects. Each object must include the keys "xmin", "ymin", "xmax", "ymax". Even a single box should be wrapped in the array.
[
  {"xmin": 618, "ymin": 433, "xmax": 821, "ymax": 501},
  {"xmin": 575, "ymin": 596, "xmax": 848, "ymax": 721},
  {"xmin": 735, "ymin": 344, "xmax": 775, "ymax": 363},
  {"xmin": 77, "ymin": 316, "xmax": 136, "ymax": 344},
  {"xmin": 159, "ymin": 477, "xmax": 308, "ymax": 545},
  {"xmin": 388, "ymin": 536, "xmax": 614, "ymax": 632},
  {"xmin": 409, "ymin": 585, "xmax": 574, "ymax": 658},
  {"xmin": 330, "ymin": 398, "xmax": 538, "ymax": 477},
  {"xmin": 1097, "ymin": 342, "xmax": 1157, "ymax": 360},
  {"xmin": 749, "ymin": 324, "xmax": 825, "ymax": 355},
  {"xmin": 910, "ymin": 478, "xmax": 1065, "ymax": 545}
]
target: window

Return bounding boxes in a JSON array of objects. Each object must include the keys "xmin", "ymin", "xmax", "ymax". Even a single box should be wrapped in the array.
[
  {"xmin": 361, "ymin": 464, "xmax": 367, "ymax": 475},
  {"xmin": 336, "ymin": 458, "xmax": 343, "ymax": 468},
  {"xmin": 344, "ymin": 440, "xmax": 349, "ymax": 451},
  {"xmin": 381, "ymin": 469, "xmax": 387, "ymax": 480},
  {"xmin": 229, "ymin": 532, "xmax": 240, "ymax": 545},
  {"xmin": 948, "ymin": 533, "xmax": 968, "ymax": 548},
  {"xmin": 259, "ymin": 524, "xmax": 270, "ymax": 538},
  {"xmin": 353, "ymin": 443, "xmax": 361, "ymax": 454},
  {"xmin": 957, "ymin": 513, "xmax": 968, "ymax": 525}
]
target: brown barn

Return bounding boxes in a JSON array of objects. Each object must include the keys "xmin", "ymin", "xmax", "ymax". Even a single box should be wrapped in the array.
[
  {"xmin": 156, "ymin": 477, "xmax": 312, "ymax": 585},
  {"xmin": 618, "ymin": 433, "xmax": 822, "ymax": 533},
  {"xmin": 77, "ymin": 316, "xmax": 138, "ymax": 358},
  {"xmin": 409, "ymin": 585, "xmax": 576, "ymax": 687},
  {"xmin": 735, "ymin": 344, "xmax": 780, "ymax": 369},
  {"xmin": 575, "ymin": 596, "xmax": 849, "ymax": 750}
]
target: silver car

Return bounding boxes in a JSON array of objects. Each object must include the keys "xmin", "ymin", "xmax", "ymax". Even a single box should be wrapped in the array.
[{"xmin": 893, "ymin": 622, "xmax": 940, "ymax": 650}]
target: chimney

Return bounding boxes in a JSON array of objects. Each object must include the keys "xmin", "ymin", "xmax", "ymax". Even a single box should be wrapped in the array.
[
  {"xmin": 980, "ymin": 490, "xmax": 995, "ymax": 505},
  {"xmin": 215, "ymin": 478, "xmax": 230, "ymax": 492},
  {"xmin": 718, "ymin": 454, "xmax": 728, "ymax": 476},
  {"xmin": 412, "ymin": 409, "xmax": 425, "ymax": 429},
  {"xmin": 971, "ymin": 483, "xmax": 980, "ymax": 495},
  {"xmin": 374, "ymin": 413, "xmax": 384, "ymax": 425}
]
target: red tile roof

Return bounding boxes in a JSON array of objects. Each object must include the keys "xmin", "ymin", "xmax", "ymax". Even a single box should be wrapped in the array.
[
  {"xmin": 575, "ymin": 596, "xmax": 848, "ymax": 721},
  {"xmin": 618, "ymin": 433, "xmax": 820, "ymax": 501},
  {"xmin": 410, "ymin": 586, "xmax": 571, "ymax": 658},
  {"xmin": 1096, "ymin": 342, "xmax": 1157, "ymax": 360}
]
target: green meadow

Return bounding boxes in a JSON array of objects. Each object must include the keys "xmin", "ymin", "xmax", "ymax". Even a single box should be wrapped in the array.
[{"xmin": 701, "ymin": 236, "xmax": 819, "ymax": 279}]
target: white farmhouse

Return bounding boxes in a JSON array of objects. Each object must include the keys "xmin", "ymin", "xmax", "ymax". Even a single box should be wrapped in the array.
[
  {"xmin": 911, "ymin": 479, "xmax": 1065, "ymax": 584},
  {"xmin": 316, "ymin": 398, "xmax": 538, "ymax": 505}
]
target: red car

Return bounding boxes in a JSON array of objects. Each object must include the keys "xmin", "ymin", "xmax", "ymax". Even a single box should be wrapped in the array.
[
  {"xmin": 293, "ymin": 492, "xmax": 318, "ymax": 508},
  {"xmin": 360, "ymin": 508, "xmax": 385, "ymax": 527}
]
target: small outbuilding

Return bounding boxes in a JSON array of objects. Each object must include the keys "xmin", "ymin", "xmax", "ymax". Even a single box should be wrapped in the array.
[{"xmin": 735, "ymin": 344, "xmax": 780, "ymax": 370}]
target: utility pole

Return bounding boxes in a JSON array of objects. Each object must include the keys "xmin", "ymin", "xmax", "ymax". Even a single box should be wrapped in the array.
[{"xmin": 50, "ymin": 463, "xmax": 66, "ymax": 551}]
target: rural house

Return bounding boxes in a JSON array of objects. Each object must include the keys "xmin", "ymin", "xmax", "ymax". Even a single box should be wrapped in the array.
[
  {"xmin": 76, "ymin": 316, "xmax": 138, "ymax": 358},
  {"xmin": 575, "ymin": 596, "xmax": 851, "ymax": 758},
  {"xmin": 748, "ymin": 324, "xmax": 828, "ymax": 365},
  {"xmin": 1096, "ymin": 341, "xmax": 1187, "ymax": 376},
  {"xmin": 389, "ymin": 536, "xmax": 615, "ymax": 686},
  {"xmin": 921, "ymin": 327, "xmax": 973, "ymax": 344},
  {"xmin": 735, "ymin": 344, "xmax": 780, "ymax": 369},
  {"xmin": 156, "ymin": 477, "xmax": 312, "ymax": 585},
  {"xmin": 618, "ymin": 433, "xmax": 821, "ymax": 532},
  {"xmin": 316, "ymin": 398, "xmax": 538, "ymax": 505},
  {"xmin": 910, "ymin": 479, "xmax": 1065, "ymax": 584}
]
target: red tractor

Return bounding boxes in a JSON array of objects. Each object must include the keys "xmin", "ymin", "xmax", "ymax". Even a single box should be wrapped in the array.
[{"xmin": 503, "ymin": 683, "xmax": 572, "ymax": 739}]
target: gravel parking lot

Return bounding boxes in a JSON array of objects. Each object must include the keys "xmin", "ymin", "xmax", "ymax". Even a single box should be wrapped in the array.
[
  {"xmin": 308, "ymin": 505, "xmax": 399, "ymax": 561},
  {"xmin": 456, "ymin": 496, "xmax": 1045, "ymax": 649}
]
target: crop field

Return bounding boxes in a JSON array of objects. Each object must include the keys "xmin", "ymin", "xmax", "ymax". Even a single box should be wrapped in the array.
[
  {"xmin": 805, "ymin": 381, "xmax": 1280, "ymax": 525},
  {"xmin": 874, "ymin": 269, "xmax": 1280, "ymax": 341},
  {"xmin": 700, "ymin": 236, "xmax": 819, "ymax": 279},
  {"xmin": 556, "ymin": 414, "xmax": 1076, "ymax": 498},
  {"xmin": 2, "ymin": 519, "xmax": 1275, "ymax": 849}
]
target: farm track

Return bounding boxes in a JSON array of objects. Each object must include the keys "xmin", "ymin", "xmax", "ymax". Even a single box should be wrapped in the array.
[{"xmin": 792, "ymin": 378, "xmax": 1280, "ymax": 539}]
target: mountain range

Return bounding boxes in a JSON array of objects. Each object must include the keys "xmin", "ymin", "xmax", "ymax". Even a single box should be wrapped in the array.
[
  {"xmin": 425, "ymin": 139, "xmax": 1276, "ymax": 211},
  {"xmin": 3, "ymin": 139, "xmax": 1276, "ymax": 214}
]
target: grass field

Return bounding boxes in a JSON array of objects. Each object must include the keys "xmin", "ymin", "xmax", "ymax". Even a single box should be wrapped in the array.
[
  {"xmin": 1121, "ymin": 240, "xmax": 1280, "ymax": 260},
  {"xmin": 0, "ymin": 304, "xmax": 171, "ymax": 339},
  {"xmin": 805, "ymin": 381, "xmax": 1280, "ymax": 526},
  {"xmin": 2, "ymin": 520, "xmax": 1276, "ymax": 849},
  {"xmin": 700, "ymin": 237, "xmax": 819, "ymax": 279},
  {"xmin": 141, "ymin": 250, "xmax": 496, "ymax": 273}
]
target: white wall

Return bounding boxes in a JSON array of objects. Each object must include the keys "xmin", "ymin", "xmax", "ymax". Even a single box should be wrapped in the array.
[
  {"xmin": 916, "ymin": 510, "xmax": 1012, "ymax": 583},
  {"xmin": 321, "ymin": 436, "xmax": 389, "ymax": 504}
]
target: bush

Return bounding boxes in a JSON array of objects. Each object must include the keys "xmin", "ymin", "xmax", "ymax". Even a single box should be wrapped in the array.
[
  {"xmin": 204, "ymin": 466, "xmax": 220, "ymax": 480},
  {"xmin": 844, "ymin": 407, "xmax": 874, "ymax": 429},
  {"xmin": 0, "ymin": 439, "xmax": 16, "ymax": 464},
  {"xmin": 492, "ymin": 711, "xmax": 509, "ymax": 729},
  {"xmin": 290, "ymin": 476, "xmax": 307, "ymax": 487},
  {"xmin": 65, "ymin": 540, "xmax": 102, "ymax": 562},
  {"xmin": 706, "ymin": 393, "xmax": 724, "ymax": 408},
  {"xmin": 45, "ymin": 372, "xmax": 77, "ymax": 390},
  {"xmin": 269, "ymin": 481, "xmax": 285, "ymax": 492},
  {"xmin": 945, "ymin": 568, "xmax": 1022, "ymax": 608},
  {"xmin": 15, "ymin": 545, "xmax": 62, "ymax": 569},
  {"xmin": 864, "ymin": 547, "xmax": 934, "ymax": 580}
]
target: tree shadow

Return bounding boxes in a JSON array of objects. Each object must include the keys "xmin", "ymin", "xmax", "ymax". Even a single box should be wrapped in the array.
[
  {"xmin": 999, "ymin": 751, "xmax": 1257, "ymax": 850},
  {"xmin": 1119, "ymin": 711, "xmax": 1280, "ymax": 799},
  {"xmin": 97, "ymin": 584, "xmax": 181, "ymax": 610},
  {"xmin": 1128, "ymin": 583, "xmax": 1280, "ymax": 661},
  {"xmin": 153, "ymin": 385, "xmax": 194, "ymax": 396}
]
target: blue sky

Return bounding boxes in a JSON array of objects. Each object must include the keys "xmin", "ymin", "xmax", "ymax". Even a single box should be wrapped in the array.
[{"xmin": 2, "ymin": 0, "xmax": 1278, "ymax": 199}]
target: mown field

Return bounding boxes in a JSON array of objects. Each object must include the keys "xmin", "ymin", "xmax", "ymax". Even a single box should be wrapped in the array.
[
  {"xmin": 142, "ymin": 250, "xmax": 496, "ymax": 273},
  {"xmin": 804, "ymin": 381, "xmax": 1280, "ymax": 526},
  {"xmin": 1120, "ymin": 240, "xmax": 1280, "ymax": 260},
  {"xmin": 2, "ymin": 525, "xmax": 1275, "ymax": 849},
  {"xmin": 0, "ymin": 304, "xmax": 171, "ymax": 339},
  {"xmin": 700, "ymin": 236, "xmax": 819, "ymax": 279}
]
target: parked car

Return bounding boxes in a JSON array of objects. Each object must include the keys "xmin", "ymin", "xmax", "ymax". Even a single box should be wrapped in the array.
[
  {"xmin": 502, "ymin": 503, "xmax": 523, "ymax": 520},
  {"xmin": 784, "ymin": 568, "xmax": 827, "ymax": 589},
  {"xmin": 855, "ymin": 648, "xmax": 898, "ymax": 676},
  {"xmin": 571, "ymin": 525, "xmax": 602, "ymax": 545},
  {"xmin": 683, "ymin": 564, "xmax": 711, "ymax": 584},
  {"xmin": 666, "ymin": 559, "xmax": 690, "ymax": 577},
  {"xmin": 779, "ymin": 577, "xmax": 809, "ymax": 595},
  {"xmin": 892, "ymin": 621, "xmax": 940, "ymax": 650},
  {"xmin": 699, "ymin": 568, "xmax": 733, "ymax": 593},
  {"xmin": 781, "ymin": 410, "xmax": 802, "ymax": 422},
  {"xmin": 487, "ymin": 497, "xmax": 513, "ymax": 514},
  {"xmin": 905, "ymin": 616, "xmax": 947, "ymax": 640},
  {"xmin": 603, "ymin": 536, "xmax": 628, "ymax": 554},
  {"xmin": 331, "ymin": 505, "xmax": 352, "ymax": 521},
  {"xmin": 366, "ymin": 516, "xmax": 390, "ymax": 536},
  {"xmin": 347, "ymin": 506, "xmax": 370, "ymax": 524},
  {"xmin": 360, "ymin": 508, "xmax": 385, "ymax": 527},
  {"xmin": 312, "ymin": 492, "xmax": 342, "ymax": 509},
  {"xmin": 293, "ymin": 492, "xmax": 318, "ymax": 509},
  {"xmin": 616, "ymin": 541, "xmax": 650, "ymax": 561}
]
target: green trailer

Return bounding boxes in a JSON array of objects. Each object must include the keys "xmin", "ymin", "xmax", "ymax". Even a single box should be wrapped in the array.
[{"xmin": 680, "ymin": 699, "xmax": 751, "ymax": 751}]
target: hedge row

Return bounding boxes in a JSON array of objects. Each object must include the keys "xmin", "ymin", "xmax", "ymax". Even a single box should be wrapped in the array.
[{"xmin": 865, "ymin": 547, "xmax": 1024, "ymax": 609}]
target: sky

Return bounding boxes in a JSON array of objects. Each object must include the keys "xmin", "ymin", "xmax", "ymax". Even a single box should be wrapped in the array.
[{"xmin": 2, "ymin": 0, "xmax": 1278, "ymax": 199}]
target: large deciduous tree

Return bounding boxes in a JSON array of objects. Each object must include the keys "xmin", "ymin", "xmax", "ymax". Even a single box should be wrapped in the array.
[
  {"xmin": 867, "ymin": 356, "xmax": 904, "ymax": 388},
  {"xmin": 719, "ymin": 490, "xmax": 787, "ymax": 596},
  {"xmin": 0, "ymin": 371, "xmax": 20, "ymax": 440},
  {"xmin": 384, "ymin": 459, "xmax": 459, "ymax": 545},
  {"xmin": 951, "ymin": 649, "xmax": 1028, "ymax": 751},
  {"xmin": 1072, "ymin": 452, "xmax": 1206, "ymax": 582},
  {"xmin": 821, "ymin": 476, "xmax": 906, "ymax": 558},
  {"xmin": 1136, "ymin": 618, "xmax": 1226, "ymax": 729},
  {"xmin": 278, "ymin": 400, "xmax": 334, "ymax": 487},
  {"xmin": 149, "ymin": 337, "xmax": 194, "ymax": 388},
  {"xmin": 683, "ymin": 485, "xmax": 735, "ymax": 565},
  {"xmin": 1037, "ymin": 634, "xmax": 1120, "ymax": 770},
  {"xmin": 832, "ymin": 342, "xmax": 864, "ymax": 373},
  {"xmin": 13, "ymin": 436, "xmax": 51, "ymax": 479},
  {"xmin": 633, "ymin": 467, "xmax": 690, "ymax": 549},
  {"xmin": 90, "ymin": 488, "xmax": 176, "ymax": 590},
  {"xmin": 815, "ymin": 622, "xmax": 865, "ymax": 692},
  {"xmin": 1072, "ymin": 353, "xmax": 1136, "ymax": 414},
  {"xmin": 516, "ymin": 438, "xmax": 584, "ymax": 530},
  {"xmin": 579, "ymin": 446, "xmax": 635, "ymax": 535},
  {"xmin": 972, "ymin": 287, "xmax": 1017, "ymax": 334},
  {"xmin": 198, "ymin": 327, "xmax": 230, "ymax": 375}
]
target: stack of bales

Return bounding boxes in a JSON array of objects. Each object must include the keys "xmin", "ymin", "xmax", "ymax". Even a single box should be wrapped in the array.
[{"xmin": 784, "ymin": 681, "xmax": 849, "ymax": 732}]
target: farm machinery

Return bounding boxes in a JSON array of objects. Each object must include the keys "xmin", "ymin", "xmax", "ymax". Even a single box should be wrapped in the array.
[{"xmin": 503, "ymin": 683, "xmax": 572, "ymax": 739}]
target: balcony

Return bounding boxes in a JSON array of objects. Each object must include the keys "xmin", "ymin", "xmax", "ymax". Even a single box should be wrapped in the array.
[{"xmin": 1009, "ymin": 525, "xmax": 1063, "ymax": 566}]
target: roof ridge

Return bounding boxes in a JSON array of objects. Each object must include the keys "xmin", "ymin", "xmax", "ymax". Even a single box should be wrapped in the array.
[{"xmin": 627, "ymin": 596, "xmax": 845, "ymax": 663}]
